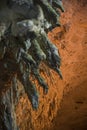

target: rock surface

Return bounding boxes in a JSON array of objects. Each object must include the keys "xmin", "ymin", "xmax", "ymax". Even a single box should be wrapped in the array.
[
  {"xmin": 16, "ymin": 0, "xmax": 87, "ymax": 130},
  {"xmin": 50, "ymin": 0, "xmax": 87, "ymax": 130},
  {"xmin": 0, "ymin": 0, "xmax": 87, "ymax": 130}
]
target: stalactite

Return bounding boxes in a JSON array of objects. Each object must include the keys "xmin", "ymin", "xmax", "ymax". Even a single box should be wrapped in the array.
[{"xmin": 0, "ymin": 0, "xmax": 64, "ymax": 129}]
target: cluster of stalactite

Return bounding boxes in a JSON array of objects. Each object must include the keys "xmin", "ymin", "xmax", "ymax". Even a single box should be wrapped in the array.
[{"xmin": 0, "ymin": 0, "xmax": 64, "ymax": 109}]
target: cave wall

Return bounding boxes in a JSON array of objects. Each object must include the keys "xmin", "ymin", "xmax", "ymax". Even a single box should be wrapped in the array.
[
  {"xmin": 0, "ymin": 0, "xmax": 87, "ymax": 130},
  {"xmin": 16, "ymin": 0, "xmax": 87, "ymax": 130}
]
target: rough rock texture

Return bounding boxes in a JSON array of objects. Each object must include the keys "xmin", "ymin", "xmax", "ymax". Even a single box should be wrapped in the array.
[
  {"xmin": 0, "ymin": 0, "xmax": 87, "ymax": 130},
  {"xmin": 0, "ymin": 60, "xmax": 25, "ymax": 130},
  {"xmin": 16, "ymin": 0, "xmax": 87, "ymax": 130},
  {"xmin": 50, "ymin": 0, "xmax": 87, "ymax": 130},
  {"xmin": 0, "ymin": 1, "xmax": 64, "ymax": 129}
]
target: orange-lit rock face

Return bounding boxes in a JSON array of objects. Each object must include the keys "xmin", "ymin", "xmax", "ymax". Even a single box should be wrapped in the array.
[{"xmin": 16, "ymin": 0, "xmax": 87, "ymax": 130}]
